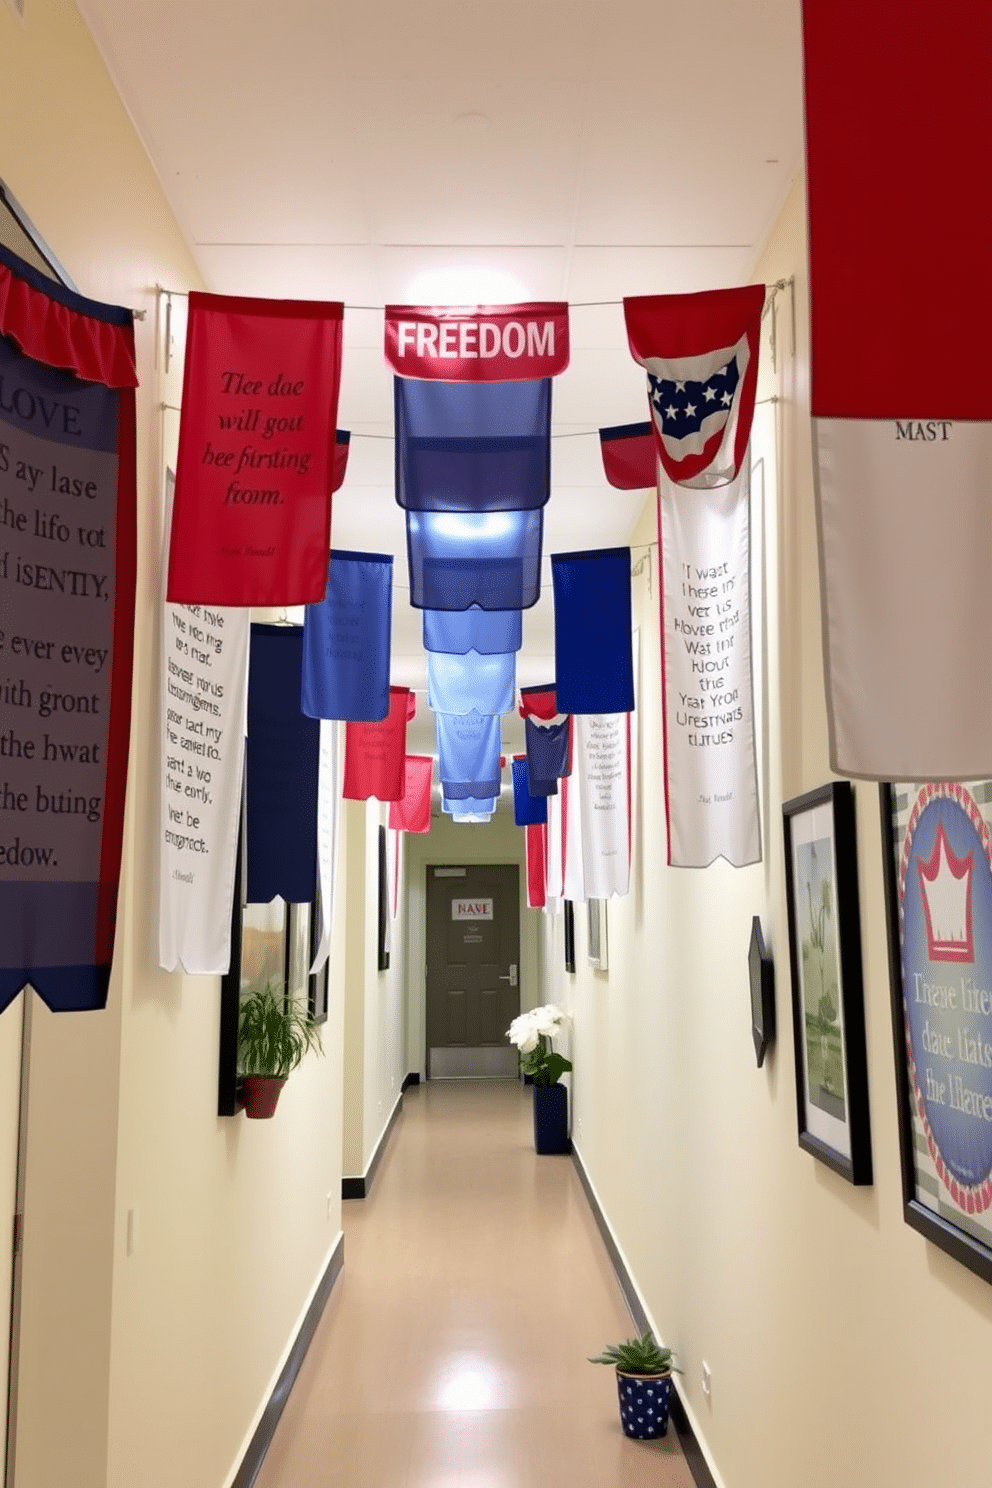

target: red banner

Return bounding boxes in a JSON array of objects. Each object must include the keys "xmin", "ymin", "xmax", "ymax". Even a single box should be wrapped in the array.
[
  {"xmin": 525, "ymin": 823, "xmax": 547, "ymax": 909},
  {"xmin": 388, "ymin": 754, "xmax": 434, "ymax": 833},
  {"xmin": 519, "ymin": 685, "xmax": 560, "ymax": 722},
  {"xmin": 343, "ymin": 687, "xmax": 414, "ymax": 802},
  {"xmin": 167, "ymin": 292, "xmax": 343, "ymax": 605},
  {"xmin": 332, "ymin": 430, "xmax": 350, "ymax": 492},
  {"xmin": 599, "ymin": 422, "xmax": 655, "ymax": 491},
  {"xmin": 384, "ymin": 302, "xmax": 569, "ymax": 381}
]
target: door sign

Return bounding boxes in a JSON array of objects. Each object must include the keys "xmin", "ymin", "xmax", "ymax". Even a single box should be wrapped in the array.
[{"xmin": 452, "ymin": 898, "xmax": 494, "ymax": 920}]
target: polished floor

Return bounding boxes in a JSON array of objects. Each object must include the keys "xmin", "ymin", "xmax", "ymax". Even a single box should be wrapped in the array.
[{"xmin": 256, "ymin": 1079, "xmax": 695, "ymax": 1488}]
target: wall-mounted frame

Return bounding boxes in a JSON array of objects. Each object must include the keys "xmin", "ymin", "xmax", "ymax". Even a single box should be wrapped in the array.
[
  {"xmin": 377, "ymin": 824, "xmax": 390, "ymax": 971},
  {"xmin": 782, "ymin": 782, "xmax": 872, "ymax": 1185},
  {"xmin": 587, "ymin": 898, "xmax": 608, "ymax": 971},
  {"xmin": 286, "ymin": 901, "xmax": 311, "ymax": 1005},
  {"xmin": 308, "ymin": 904, "xmax": 329, "ymax": 1025},
  {"xmin": 748, "ymin": 915, "xmax": 776, "ymax": 1067},
  {"xmin": 563, "ymin": 900, "xmax": 576, "ymax": 974},
  {"xmin": 881, "ymin": 779, "xmax": 992, "ymax": 1285}
]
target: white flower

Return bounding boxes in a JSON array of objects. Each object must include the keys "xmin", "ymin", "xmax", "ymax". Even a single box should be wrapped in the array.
[
  {"xmin": 516, "ymin": 1025, "xmax": 540, "ymax": 1053},
  {"xmin": 506, "ymin": 1011, "xmax": 540, "ymax": 1050}
]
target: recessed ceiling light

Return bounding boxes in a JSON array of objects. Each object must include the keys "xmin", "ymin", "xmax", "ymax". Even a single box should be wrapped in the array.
[{"xmin": 407, "ymin": 265, "xmax": 527, "ymax": 305}]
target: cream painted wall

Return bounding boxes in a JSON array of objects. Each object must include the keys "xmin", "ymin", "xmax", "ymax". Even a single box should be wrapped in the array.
[
  {"xmin": 0, "ymin": 6, "xmax": 348, "ymax": 1488},
  {"xmin": 544, "ymin": 174, "xmax": 992, "ymax": 1488},
  {"xmin": 404, "ymin": 805, "xmax": 536, "ymax": 1078},
  {"xmin": 341, "ymin": 800, "xmax": 408, "ymax": 1179}
]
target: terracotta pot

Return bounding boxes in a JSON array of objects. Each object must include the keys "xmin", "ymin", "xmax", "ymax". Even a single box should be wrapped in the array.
[{"xmin": 242, "ymin": 1075, "xmax": 287, "ymax": 1119}]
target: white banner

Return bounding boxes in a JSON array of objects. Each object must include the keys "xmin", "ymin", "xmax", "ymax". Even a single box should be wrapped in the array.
[
  {"xmin": 158, "ymin": 479, "xmax": 249, "ymax": 972},
  {"xmin": 573, "ymin": 713, "xmax": 632, "ymax": 899},
  {"xmin": 661, "ymin": 462, "xmax": 760, "ymax": 868},
  {"xmin": 814, "ymin": 417, "xmax": 992, "ymax": 780},
  {"xmin": 561, "ymin": 767, "xmax": 586, "ymax": 903},
  {"xmin": 311, "ymin": 720, "xmax": 341, "ymax": 973}
]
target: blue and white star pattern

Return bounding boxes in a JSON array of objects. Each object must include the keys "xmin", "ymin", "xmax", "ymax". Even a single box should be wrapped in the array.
[
  {"xmin": 647, "ymin": 359, "xmax": 740, "ymax": 439},
  {"xmin": 615, "ymin": 1372, "xmax": 672, "ymax": 1439}
]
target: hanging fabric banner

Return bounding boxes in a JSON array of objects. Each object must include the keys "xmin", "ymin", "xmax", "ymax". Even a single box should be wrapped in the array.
[
  {"xmin": 427, "ymin": 649, "xmax": 515, "ymax": 717},
  {"xmin": 561, "ymin": 772, "xmax": 586, "ymax": 904},
  {"xmin": 624, "ymin": 284, "xmax": 764, "ymax": 486},
  {"xmin": 384, "ymin": 302, "xmax": 569, "ymax": 381},
  {"xmin": 343, "ymin": 686, "xmax": 413, "ymax": 802},
  {"xmin": 519, "ymin": 684, "xmax": 560, "ymax": 722},
  {"xmin": 803, "ymin": 0, "xmax": 992, "ymax": 779},
  {"xmin": 659, "ymin": 464, "xmax": 760, "ymax": 867},
  {"xmin": 511, "ymin": 757, "xmax": 548, "ymax": 827},
  {"xmin": 311, "ymin": 720, "xmax": 341, "ymax": 972},
  {"xmin": 245, "ymin": 625, "xmax": 319, "ymax": 904},
  {"xmin": 545, "ymin": 787, "xmax": 565, "ymax": 904},
  {"xmin": 572, "ymin": 713, "xmax": 632, "ymax": 899},
  {"xmin": 388, "ymin": 754, "xmax": 434, "ymax": 834},
  {"xmin": 625, "ymin": 286, "xmax": 762, "ymax": 868},
  {"xmin": 159, "ymin": 473, "xmax": 250, "ymax": 975},
  {"xmin": 395, "ymin": 377, "xmax": 551, "ymax": 512},
  {"xmin": 332, "ymin": 429, "xmax": 350, "ymax": 492},
  {"xmin": 436, "ymin": 710, "xmax": 501, "ymax": 799},
  {"xmin": 423, "ymin": 604, "xmax": 521, "ymax": 656},
  {"xmin": 599, "ymin": 421, "xmax": 656, "ymax": 491},
  {"xmin": 552, "ymin": 548, "xmax": 634, "ymax": 715},
  {"xmin": 525, "ymin": 716, "xmax": 571, "ymax": 796},
  {"xmin": 525, "ymin": 822, "xmax": 547, "ymax": 909},
  {"xmin": 406, "ymin": 507, "xmax": 543, "ymax": 611},
  {"xmin": 0, "ymin": 245, "xmax": 137, "ymax": 1014},
  {"xmin": 443, "ymin": 795, "xmax": 496, "ymax": 820},
  {"xmin": 167, "ymin": 291, "xmax": 343, "ymax": 606},
  {"xmin": 301, "ymin": 549, "xmax": 392, "ymax": 721}
]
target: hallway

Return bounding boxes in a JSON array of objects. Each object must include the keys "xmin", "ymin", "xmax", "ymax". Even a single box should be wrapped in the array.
[{"xmin": 254, "ymin": 1081, "xmax": 695, "ymax": 1487}]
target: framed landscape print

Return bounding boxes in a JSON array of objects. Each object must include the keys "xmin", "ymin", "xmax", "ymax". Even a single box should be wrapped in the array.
[
  {"xmin": 782, "ymin": 782, "xmax": 872, "ymax": 1184},
  {"xmin": 881, "ymin": 780, "xmax": 992, "ymax": 1285}
]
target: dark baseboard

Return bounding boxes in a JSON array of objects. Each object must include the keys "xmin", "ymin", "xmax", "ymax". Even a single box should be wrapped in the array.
[
  {"xmin": 401, "ymin": 1071, "xmax": 421, "ymax": 1091},
  {"xmin": 570, "ymin": 1145, "xmax": 717, "ymax": 1488},
  {"xmin": 341, "ymin": 1088, "xmax": 404, "ymax": 1200},
  {"xmin": 231, "ymin": 1232, "xmax": 344, "ymax": 1488}
]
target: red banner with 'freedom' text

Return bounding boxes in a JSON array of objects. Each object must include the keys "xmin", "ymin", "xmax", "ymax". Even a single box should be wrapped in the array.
[
  {"xmin": 167, "ymin": 292, "xmax": 343, "ymax": 606},
  {"xmin": 384, "ymin": 303, "xmax": 569, "ymax": 381}
]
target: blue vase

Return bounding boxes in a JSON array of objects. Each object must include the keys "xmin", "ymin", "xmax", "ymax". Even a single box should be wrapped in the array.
[
  {"xmin": 616, "ymin": 1370, "xmax": 672, "ymax": 1439},
  {"xmin": 532, "ymin": 1082, "xmax": 570, "ymax": 1153}
]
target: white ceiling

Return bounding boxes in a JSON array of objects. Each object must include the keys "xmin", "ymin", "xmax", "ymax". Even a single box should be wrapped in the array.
[{"xmin": 78, "ymin": 0, "xmax": 804, "ymax": 762}]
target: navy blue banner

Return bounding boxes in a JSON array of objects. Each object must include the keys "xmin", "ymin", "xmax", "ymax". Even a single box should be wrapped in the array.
[
  {"xmin": 423, "ymin": 604, "xmax": 522, "ymax": 655},
  {"xmin": 0, "ymin": 249, "xmax": 136, "ymax": 1013},
  {"xmin": 552, "ymin": 548, "xmax": 634, "ymax": 715},
  {"xmin": 406, "ymin": 508, "xmax": 543, "ymax": 611},
  {"xmin": 512, "ymin": 757, "xmax": 548, "ymax": 826},
  {"xmin": 246, "ymin": 624, "xmax": 319, "ymax": 904},
  {"xmin": 395, "ymin": 377, "xmax": 550, "ymax": 512},
  {"xmin": 526, "ymin": 716, "xmax": 571, "ymax": 795},
  {"xmin": 301, "ymin": 549, "xmax": 392, "ymax": 721}
]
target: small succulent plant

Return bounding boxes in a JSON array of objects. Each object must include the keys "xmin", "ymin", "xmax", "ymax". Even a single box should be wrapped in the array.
[{"xmin": 588, "ymin": 1331, "xmax": 679, "ymax": 1376}]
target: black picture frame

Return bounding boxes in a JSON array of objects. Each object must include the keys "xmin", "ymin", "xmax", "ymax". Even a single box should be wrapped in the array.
[
  {"xmin": 748, "ymin": 915, "xmax": 776, "ymax": 1067},
  {"xmin": 782, "ymin": 781, "xmax": 872, "ymax": 1185},
  {"xmin": 308, "ymin": 903, "xmax": 329, "ymax": 1025},
  {"xmin": 377, "ymin": 824, "xmax": 390, "ymax": 972},
  {"xmin": 880, "ymin": 780, "xmax": 992, "ymax": 1286},
  {"xmin": 563, "ymin": 900, "xmax": 576, "ymax": 974}
]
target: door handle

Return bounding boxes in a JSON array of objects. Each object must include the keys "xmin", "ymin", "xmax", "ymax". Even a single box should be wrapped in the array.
[{"xmin": 498, "ymin": 964, "xmax": 518, "ymax": 987}]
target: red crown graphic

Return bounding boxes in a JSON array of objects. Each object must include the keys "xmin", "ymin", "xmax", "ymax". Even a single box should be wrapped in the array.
[{"xmin": 916, "ymin": 818, "xmax": 974, "ymax": 963}]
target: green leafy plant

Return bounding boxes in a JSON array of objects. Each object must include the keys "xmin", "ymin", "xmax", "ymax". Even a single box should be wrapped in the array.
[
  {"xmin": 588, "ymin": 1331, "xmax": 680, "ymax": 1376},
  {"xmin": 506, "ymin": 1004, "xmax": 573, "ymax": 1086},
  {"xmin": 238, "ymin": 983, "xmax": 323, "ymax": 1079}
]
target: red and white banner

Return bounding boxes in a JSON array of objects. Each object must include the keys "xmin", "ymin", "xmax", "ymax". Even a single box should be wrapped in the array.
[
  {"xmin": 519, "ymin": 684, "xmax": 561, "ymax": 723},
  {"xmin": 525, "ymin": 823, "xmax": 547, "ymax": 909},
  {"xmin": 168, "ymin": 292, "xmax": 343, "ymax": 606},
  {"xmin": 625, "ymin": 288, "xmax": 762, "ymax": 868},
  {"xmin": 599, "ymin": 422, "xmax": 656, "ymax": 491},
  {"xmin": 804, "ymin": 0, "xmax": 992, "ymax": 779},
  {"xmin": 343, "ymin": 687, "xmax": 413, "ymax": 802},
  {"xmin": 572, "ymin": 712, "xmax": 633, "ymax": 900},
  {"xmin": 384, "ymin": 302, "xmax": 569, "ymax": 381},
  {"xmin": 388, "ymin": 754, "xmax": 433, "ymax": 834}
]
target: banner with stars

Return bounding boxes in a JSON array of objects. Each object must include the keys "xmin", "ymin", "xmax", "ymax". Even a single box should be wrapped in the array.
[{"xmin": 625, "ymin": 287, "xmax": 763, "ymax": 868}]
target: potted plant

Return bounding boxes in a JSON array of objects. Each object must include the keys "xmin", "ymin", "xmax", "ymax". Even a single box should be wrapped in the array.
[
  {"xmin": 506, "ymin": 1004, "xmax": 572, "ymax": 1154},
  {"xmin": 589, "ymin": 1332, "xmax": 680, "ymax": 1440},
  {"xmin": 238, "ymin": 982, "xmax": 323, "ymax": 1118}
]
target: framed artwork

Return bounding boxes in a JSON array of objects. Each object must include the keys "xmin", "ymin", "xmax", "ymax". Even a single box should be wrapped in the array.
[
  {"xmin": 748, "ymin": 915, "xmax": 776, "ymax": 1068},
  {"xmin": 881, "ymin": 780, "xmax": 992, "ymax": 1285},
  {"xmin": 308, "ymin": 904, "xmax": 329, "ymax": 1025},
  {"xmin": 782, "ymin": 782, "xmax": 872, "ymax": 1185},
  {"xmin": 564, "ymin": 900, "xmax": 576, "ymax": 974},
  {"xmin": 286, "ymin": 900, "xmax": 311, "ymax": 1006},
  {"xmin": 377, "ymin": 824, "xmax": 390, "ymax": 971},
  {"xmin": 239, "ymin": 898, "xmax": 288, "ymax": 1001},
  {"xmin": 587, "ymin": 898, "xmax": 609, "ymax": 971}
]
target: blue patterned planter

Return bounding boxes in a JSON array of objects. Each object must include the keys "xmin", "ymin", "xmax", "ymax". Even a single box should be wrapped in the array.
[
  {"xmin": 532, "ymin": 1082, "xmax": 570, "ymax": 1153},
  {"xmin": 616, "ymin": 1369, "xmax": 672, "ymax": 1439}
]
